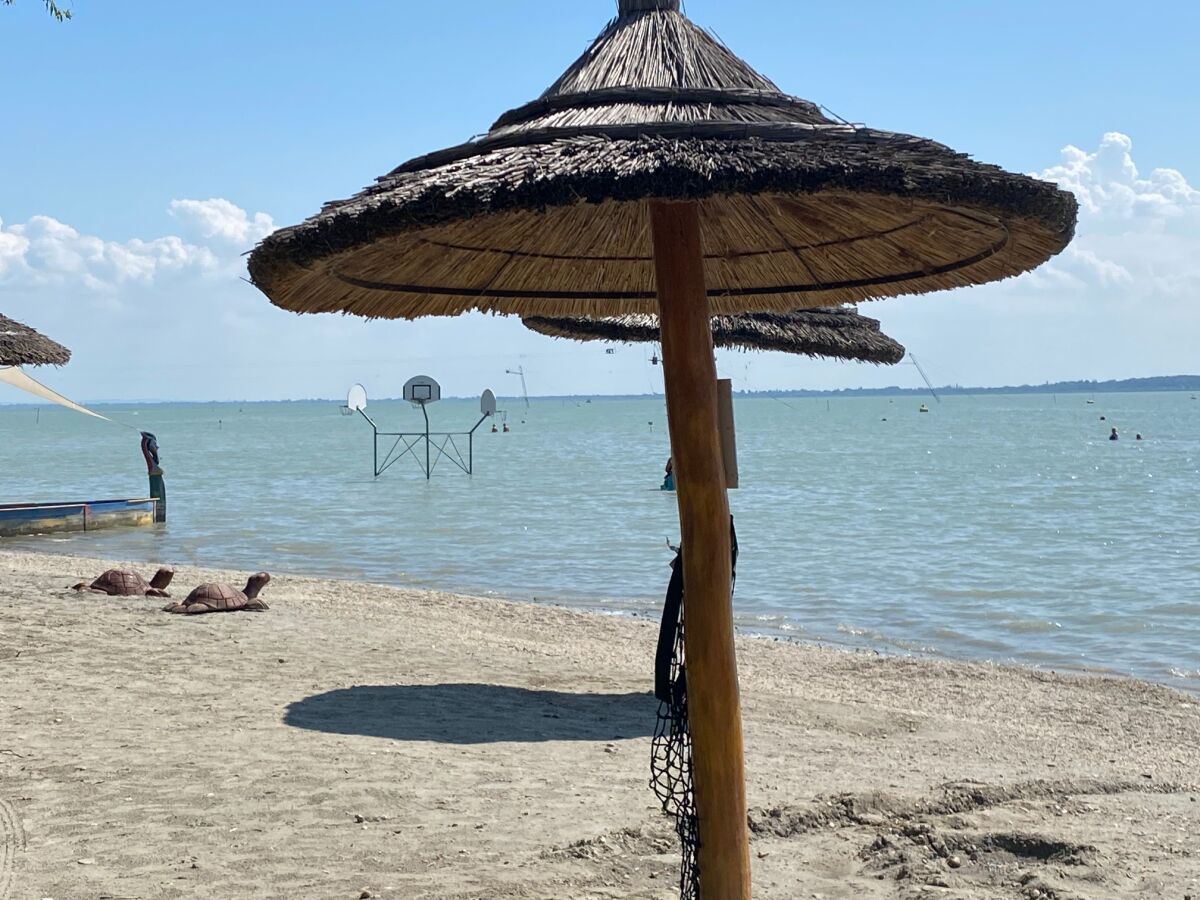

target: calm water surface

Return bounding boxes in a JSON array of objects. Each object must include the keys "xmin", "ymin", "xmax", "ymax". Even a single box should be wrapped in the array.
[{"xmin": 2, "ymin": 392, "xmax": 1197, "ymax": 691}]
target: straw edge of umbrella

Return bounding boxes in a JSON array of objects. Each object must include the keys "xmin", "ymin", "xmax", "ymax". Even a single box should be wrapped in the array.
[
  {"xmin": 522, "ymin": 310, "xmax": 907, "ymax": 365},
  {"xmin": 0, "ymin": 314, "xmax": 71, "ymax": 367}
]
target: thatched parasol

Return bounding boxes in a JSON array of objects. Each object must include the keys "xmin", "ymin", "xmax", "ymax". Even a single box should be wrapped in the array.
[
  {"xmin": 248, "ymin": 7, "xmax": 1075, "ymax": 320},
  {"xmin": 522, "ymin": 307, "xmax": 906, "ymax": 365},
  {"xmin": 249, "ymin": 2, "xmax": 1076, "ymax": 895},
  {"xmin": 0, "ymin": 314, "xmax": 71, "ymax": 367}
]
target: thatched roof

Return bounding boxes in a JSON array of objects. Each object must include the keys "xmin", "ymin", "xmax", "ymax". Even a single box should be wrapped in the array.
[
  {"xmin": 523, "ymin": 307, "xmax": 905, "ymax": 365},
  {"xmin": 0, "ymin": 314, "xmax": 71, "ymax": 367},
  {"xmin": 248, "ymin": 0, "xmax": 1077, "ymax": 320}
]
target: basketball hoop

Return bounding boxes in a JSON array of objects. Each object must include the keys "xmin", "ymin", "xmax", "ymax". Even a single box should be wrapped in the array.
[
  {"xmin": 403, "ymin": 375, "xmax": 441, "ymax": 407},
  {"xmin": 343, "ymin": 379, "xmax": 494, "ymax": 480}
]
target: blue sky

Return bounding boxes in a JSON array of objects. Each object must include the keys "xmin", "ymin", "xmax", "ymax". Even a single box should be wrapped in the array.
[{"xmin": 2, "ymin": 0, "xmax": 1198, "ymax": 401}]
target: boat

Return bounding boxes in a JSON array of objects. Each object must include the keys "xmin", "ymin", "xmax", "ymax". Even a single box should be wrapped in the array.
[
  {"xmin": 919, "ymin": 404, "xmax": 930, "ymax": 413},
  {"xmin": 0, "ymin": 498, "xmax": 159, "ymax": 538}
]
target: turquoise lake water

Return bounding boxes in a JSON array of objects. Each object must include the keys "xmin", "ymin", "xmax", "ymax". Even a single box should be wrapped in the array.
[{"xmin": 1, "ymin": 392, "xmax": 1198, "ymax": 691}]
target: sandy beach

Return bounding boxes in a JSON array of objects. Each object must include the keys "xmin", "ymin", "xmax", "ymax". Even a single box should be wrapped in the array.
[{"xmin": 1, "ymin": 549, "xmax": 1198, "ymax": 899}]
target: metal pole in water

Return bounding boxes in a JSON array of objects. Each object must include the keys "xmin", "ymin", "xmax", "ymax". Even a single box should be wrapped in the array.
[{"xmin": 423, "ymin": 404, "xmax": 431, "ymax": 480}]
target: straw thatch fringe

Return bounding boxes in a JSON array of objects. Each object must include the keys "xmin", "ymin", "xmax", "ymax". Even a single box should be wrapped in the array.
[
  {"xmin": 247, "ymin": 3, "xmax": 1076, "ymax": 321},
  {"xmin": 0, "ymin": 314, "xmax": 71, "ymax": 367},
  {"xmin": 523, "ymin": 308, "xmax": 906, "ymax": 365},
  {"xmin": 248, "ymin": 138, "xmax": 1073, "ymax": 320}
]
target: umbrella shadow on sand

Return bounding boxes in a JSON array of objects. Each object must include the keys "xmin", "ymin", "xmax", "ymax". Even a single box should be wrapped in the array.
[{"xmin": 284, "ymin": 684, "xmax": 657, "ymax": 744}]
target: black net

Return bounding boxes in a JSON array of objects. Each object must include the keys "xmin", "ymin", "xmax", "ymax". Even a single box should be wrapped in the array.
[
  {"xmin": 651, "ymin": 519, "xmax": 737, "ymax": 900},
  {"xmin": 651, "ymin": 550, "xmax": 699, "ymax": 900}
]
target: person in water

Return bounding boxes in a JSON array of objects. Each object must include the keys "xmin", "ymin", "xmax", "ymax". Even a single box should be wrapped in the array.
[
  {"xmin": 1110, "ymin": 427, "xmax": 1119, "ymax": 441},
  {"xmin": 1136, "ymin": 433, "xmax": 1143, "ymax": 441},
  {"xmin": 661, "ymin": 456, "xmax": 675, "ymax": 492}
]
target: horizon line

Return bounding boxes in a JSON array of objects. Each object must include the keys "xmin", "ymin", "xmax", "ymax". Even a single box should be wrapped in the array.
[{"xmin": 2, "ymin": 375, "xmax": 1198, "ymax": 408}]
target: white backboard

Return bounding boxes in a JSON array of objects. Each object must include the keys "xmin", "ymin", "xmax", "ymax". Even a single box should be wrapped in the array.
[
  {"xmin": 403, "ymin": 375, "xmax": 442, "ymax": 406},
  {"xmin": 347, "ymin": 384, "xmax": 368, "ymax": 412},
  {"xmin": 480, "ymin": 389, "xmax": 497, "ymax": 417}
]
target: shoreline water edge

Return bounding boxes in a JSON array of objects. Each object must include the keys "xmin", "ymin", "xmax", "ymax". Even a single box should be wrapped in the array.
[{"xmin": 12, "ymin": 543, "xmax": 1198, "ymax": 697}]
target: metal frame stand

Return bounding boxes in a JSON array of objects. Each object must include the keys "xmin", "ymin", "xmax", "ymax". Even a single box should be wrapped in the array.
[{"xmin": 357, "ymin": 407, "xmax": 490, "ymax": 479}]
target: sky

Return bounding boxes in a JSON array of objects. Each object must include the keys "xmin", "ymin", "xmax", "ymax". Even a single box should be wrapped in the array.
[{"xmin": 2, "ymin": 0, "xmax": 1198, "ymax": 402}]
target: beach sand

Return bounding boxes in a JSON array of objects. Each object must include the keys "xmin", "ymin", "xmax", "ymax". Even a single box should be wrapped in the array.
[{"xmin": 1, "ymin": 549, "xmax": 1198, "ymax": 899}]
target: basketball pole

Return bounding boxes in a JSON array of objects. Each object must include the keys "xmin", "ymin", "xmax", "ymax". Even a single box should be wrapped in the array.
[{"xmin": 422, "ymin": 402, "xmax": 431, "ymax": 480}]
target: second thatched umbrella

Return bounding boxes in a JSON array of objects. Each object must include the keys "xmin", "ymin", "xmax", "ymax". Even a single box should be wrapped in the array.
[
  {"xmin": 0, "ymin": 314, "xmax": 107, "ymax": 419},
  {"xmin": 0, "ymin": 314, "xmax": 71, "ymax": 367},
  {"xmin": 522, "ymin": 307, "xmax": 906, "ymax": 365},
  {"xmin": 249, "ymin": 2, "xmax": 1076, "ymax": 895}
]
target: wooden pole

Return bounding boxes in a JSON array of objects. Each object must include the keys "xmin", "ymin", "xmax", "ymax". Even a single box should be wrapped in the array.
[{"xmin": 650, "ymin": 199, "xmax": 751, "ymax": 900}]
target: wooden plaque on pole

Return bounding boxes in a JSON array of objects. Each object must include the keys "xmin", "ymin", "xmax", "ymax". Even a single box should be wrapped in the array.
[{"xmin": 717, "ymin": 378, "xmax": 739, "ymax": 490}]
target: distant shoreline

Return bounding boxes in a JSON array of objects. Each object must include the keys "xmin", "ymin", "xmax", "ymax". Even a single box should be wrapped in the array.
[
  {"xmin": 738, "ymin": 374, "xmax": 1200, "ymax": 398},
  {"xmin": 1, "ymin": 375, "xmax": 1198, "ymax": 406}
]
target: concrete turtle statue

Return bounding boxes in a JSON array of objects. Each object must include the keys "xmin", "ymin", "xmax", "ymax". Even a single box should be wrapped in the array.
[
  {"xmin": 73, "ymin": 566, "xmax": 174, "ymax": 597},
  {"xmin": 163, "ymin": 572, "xmax": 270, "ymax": 615}
]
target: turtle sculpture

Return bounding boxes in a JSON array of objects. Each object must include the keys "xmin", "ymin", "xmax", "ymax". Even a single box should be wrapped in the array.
[
  {"xmin": 163, "ymin": 572, "xmax": 271, "ymax": 615},
  {"xmin": 72, "ymin": 566, "xmax": 174, "ymax": 597}
]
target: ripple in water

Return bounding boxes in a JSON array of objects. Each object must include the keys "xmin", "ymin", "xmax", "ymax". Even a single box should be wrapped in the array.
[{"xmin": 1, "ymin": 391, "xmax": 1197, "ymax": 692}]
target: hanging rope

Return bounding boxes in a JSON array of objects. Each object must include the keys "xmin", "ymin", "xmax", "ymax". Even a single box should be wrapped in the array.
[{"xmin": 651, "ymin": 517, "xmax": 738, "ymax": 900}]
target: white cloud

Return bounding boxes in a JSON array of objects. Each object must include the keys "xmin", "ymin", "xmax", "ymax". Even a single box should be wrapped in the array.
[
  {"xmin": 1064, "ymin": 247, "xmax": 1133, "ymax": 286},
  {"xmin": 0, "ymin": 199, "xmax": 275, "ymax": 294},
  {"xmin": 168, "ymin": 198, "xmax": 275, "ymax": 245},
  {"xmin": 0, "ymin": 218, "xmax": 30, "ymax": 276},
  {"xmin": 852, "ymin": 132, "xmax": 1200, "ymax": 390},
  {"xmin": 1038, "ymin": 132, "xmax": 1200, "ymax": 222},
  {"xmin": 1023, "ymin": 132, "xmax": 1200, "ymax": 305},
  {"xmin": 0, "ymin": 138, "xmax": 1196, "ymax": 402}
]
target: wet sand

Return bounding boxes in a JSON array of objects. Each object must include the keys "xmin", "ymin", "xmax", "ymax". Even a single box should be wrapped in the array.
[{"xmin": 1, "ymin": 549, "xmax": 1198, "ymax": 899}]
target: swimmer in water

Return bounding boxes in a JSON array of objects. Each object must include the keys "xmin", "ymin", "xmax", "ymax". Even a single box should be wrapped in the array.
[
  {"xmin": 1136, "ymin": 433, "xmax": 1143, "ymax": 441},
  {"xmin": 1109, "ymin": 427, "xmax": 1119, "ymax": 441}
]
